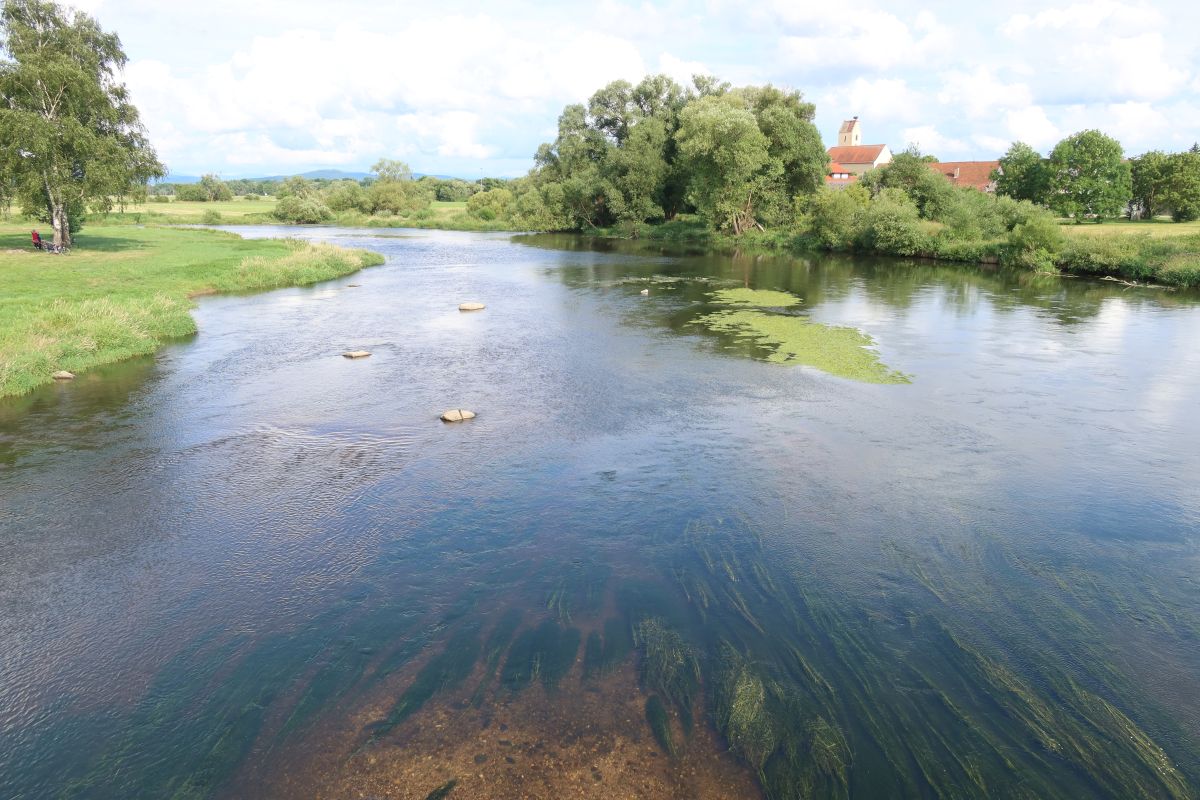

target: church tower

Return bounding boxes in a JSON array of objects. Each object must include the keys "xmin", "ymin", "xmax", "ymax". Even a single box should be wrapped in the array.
[{"xmin": 838, "ymin": 117, "xmax": 861, "ymax": 147}]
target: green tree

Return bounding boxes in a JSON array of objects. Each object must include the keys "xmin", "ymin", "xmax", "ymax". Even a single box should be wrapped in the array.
[
  {"xmin": 1047, "ymin": 130, "xmax": 1131, "ymax": 221},
  {"xmin": 0, "ymin": 0, "xmax": 163, "ymax": 246},
  {"xmin": 994, "ymin": 142, "xmax": 1050, "ymax": 205},
  {"xmin": 676, "ymin": 93, "xmax": 772, "ymax": 233},
  {"xmin": 1163, "ymin": 149, "xmax": 1200, "ymax": 222},
  {"xmin": 371, "ymin": 158, "xmax": 413, "ymax": 183},
  {"xmin": 197, "ymin": 173, "xmax": 232, "ymax": 202},
  {"xmin": 1129, "ymin": 151, "xmax": 1173, "ymax": 220},
  {"xmin": 861, "ymin": 146, "xmax": 954, "ymax": 219}
]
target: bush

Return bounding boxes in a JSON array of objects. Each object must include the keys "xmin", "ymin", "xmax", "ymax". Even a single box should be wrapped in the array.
[
  {"xmin": 467, "ymin": 188, "xmax": 514, "ymax": 221},
  {"xmin": 803, "ymin": 185, "xmax": 868, "ymax": 249},
  {"xmin": 324, "ymin": 180, "xmax": 368, "ymax": 213},
  {"xmin": 858, "ymin": 188, "xmax": 927, "ymax": 255},
  {"xmin": 273, "ymin": 195, "xmax": 333, "ymax": 224},
  {"xmin": 1006, "ymin": 215, "xmax": 1065, "ymax": 270},
  {"xmin": 201, "ymin": 209, "xmax": 223, "ymax": 225},
  {"xmin": 366, "ymin": 180, "xmax": 431, "ymax": 216}
]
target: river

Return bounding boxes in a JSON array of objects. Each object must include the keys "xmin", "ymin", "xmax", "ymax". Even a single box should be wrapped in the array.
[{"xmin": 1, "ymin": 227, "xmax": 1198, "ymax": 799}]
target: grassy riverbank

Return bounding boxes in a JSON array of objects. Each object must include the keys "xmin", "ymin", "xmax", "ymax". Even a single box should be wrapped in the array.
[
  {"xmin": 91, "ymin": 198, "xmax": 517, "ymax": 231},
  {"xmin": 605, "ymin": 217, "xmax": 1200, "ymax": 288},
  {"xmin": 0, "ymin": 224, "xmax": 383, "ymax": 398}
]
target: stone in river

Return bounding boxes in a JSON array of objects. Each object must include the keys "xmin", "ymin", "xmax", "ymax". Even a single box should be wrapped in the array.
[
  {"xmin": 52, "ymin": 370, "xmax": 75, "ymax": 380},
  {"xmin": 640, "ymin": 289, "xmax": 649, "ymax": 295},
  {"xmin": 459, "ymin": 302, "xmax": 486, "ymax": 311},
  {"xmin": 441, "ymin": 409, "xmax": 477, "ymax": 422},
  {"xmin": 342, "ymin": 350, "xmax": 371, "ymax": 359}
]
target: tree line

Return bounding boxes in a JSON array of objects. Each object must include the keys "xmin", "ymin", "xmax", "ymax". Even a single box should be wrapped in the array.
[{"xmin": 995, "ymin": 135, "xmax": 1200, "ymax": 223}]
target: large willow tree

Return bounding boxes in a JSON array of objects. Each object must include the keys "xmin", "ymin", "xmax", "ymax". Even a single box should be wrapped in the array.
[{"xmin": 0, "ymin": 0, "xmax": 162, "ymax": 246}]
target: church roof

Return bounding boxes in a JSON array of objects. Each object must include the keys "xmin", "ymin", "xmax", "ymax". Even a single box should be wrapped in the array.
[
  {"xmin": 827, "ymin": 144, "xmax": 887, "ymax": 165},
  {"xmin": 839, "ymin": 119, "xmax": 859, "ymax": 133}
]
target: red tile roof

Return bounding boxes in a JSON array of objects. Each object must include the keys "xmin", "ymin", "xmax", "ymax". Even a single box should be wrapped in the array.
[
  {"xmin": 927, "ymin": 161, "xmax": 1001, "ymax": 191},
  {"xmin": 827, "ymin": 144, "xmax": 887, "ymax": 165},
  {"xmin": 828, "ymin": 161, "xmax": 847, "ymax": 173}
]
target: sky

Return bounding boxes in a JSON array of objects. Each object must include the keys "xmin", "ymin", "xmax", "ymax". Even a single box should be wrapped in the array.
[{"xmin": 64, "ymin": 0, "xmax": 1200, "ymax": 179}]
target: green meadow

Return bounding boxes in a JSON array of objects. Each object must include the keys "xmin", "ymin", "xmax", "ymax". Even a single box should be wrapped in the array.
[{"xmin": 0, "ymin": 223, "xmax": 382, "ymax": 398}]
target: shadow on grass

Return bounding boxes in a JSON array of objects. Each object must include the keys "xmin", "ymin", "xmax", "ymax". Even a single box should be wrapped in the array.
[{"xmin": 0, "ymin": 230, "xmax": 149, "ymax": 253}]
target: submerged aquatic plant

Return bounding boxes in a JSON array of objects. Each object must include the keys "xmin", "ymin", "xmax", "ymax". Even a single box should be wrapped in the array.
[
  {"xmin": 645, "ymin": 695, "xmax": 677, "ymax": 756},
  {"xmin": 500, "ymin": 620, "xmax": 581, "ymax": 691},
  {"xmin": 634, "ymin": 618, "xmax": 699, "ymax": 717}
]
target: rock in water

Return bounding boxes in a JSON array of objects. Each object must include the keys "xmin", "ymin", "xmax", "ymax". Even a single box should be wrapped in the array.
[
  {"xmin": 640, "ymin": 289, "xmax": 649, "ymax": 295},
  {"xmin": 342, "ymin": 350, "xmax": 371, "ymax": 359},
  {"xmin": 441, "ymin": 409, "xmax": 477, "ymax": 422},
  {"xmin": 52, "ymin": 370, "xmax": 75, "ymax": 380},
  {"xmin": 459, "ymin": 302, "xmax": 486, "ymax": 311}
]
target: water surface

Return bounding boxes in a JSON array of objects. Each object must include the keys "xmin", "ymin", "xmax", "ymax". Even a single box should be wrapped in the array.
[{"xmin": 1, "ymin": 228, "xmax": 1198, "ymax": 799}]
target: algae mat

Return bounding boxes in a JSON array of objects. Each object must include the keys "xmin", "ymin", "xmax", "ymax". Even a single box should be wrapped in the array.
[{"xmin": 696, "ymin": 289, "xmax": 909, "ymax": 384}]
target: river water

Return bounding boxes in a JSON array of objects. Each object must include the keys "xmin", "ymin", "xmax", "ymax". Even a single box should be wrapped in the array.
[{"xmin": 1, "ymin": 227, "xmax": 1198, "ymax": 799}]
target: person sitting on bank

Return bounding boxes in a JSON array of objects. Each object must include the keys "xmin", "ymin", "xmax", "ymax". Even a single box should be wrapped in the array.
[{"xmin": 31, "ymin": 230, "xmax": 43, "ymax": 250}]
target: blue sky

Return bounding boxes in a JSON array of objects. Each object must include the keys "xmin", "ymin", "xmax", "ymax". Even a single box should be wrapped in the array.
[{"xmin": 71, "ymin": 0, "xmax": 1200, "ymax": 178}]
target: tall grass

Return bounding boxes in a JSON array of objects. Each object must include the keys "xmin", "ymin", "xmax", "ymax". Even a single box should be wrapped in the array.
[{"xmin": 0, "ymin": 226, "xmax": 383, "ymax": 397}]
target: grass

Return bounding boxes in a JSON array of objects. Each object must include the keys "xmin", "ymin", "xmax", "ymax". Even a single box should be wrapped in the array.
[
  {"xmin": 0, "ymin": 222, "xmax": 383, "ymax": 398},
  {"xmin": 1059, "ymin": 217, "xmax": 1200, "ymax": 239},
  {"xmin": 98, "ymin": 197, "xmax": 278, "ymax": 224}
]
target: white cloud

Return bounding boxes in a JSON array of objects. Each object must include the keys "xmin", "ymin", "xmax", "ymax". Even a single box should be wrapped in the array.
[
  {"xmin": 657, "ymin": 53, "xmax": 710, "ymax": 86},
  {"xmin": 823, "ymin": 78, "xmax": 926, "ymax": 125},
  {"xmin": 1005, "ymin": 106, "xmax": 1061, "ymax": 149},
  {"xmin": 937, "ymin": 68, "xmax": 1033, "ymax": 119},
  {"xmin": 1003, "ymin": 1, "xmax": 1163, "ymax": 36},
  {"xmin": 123, "ymin": 16, "xmax": 646, "ymax": 174},
  {"xmin": 775, "ymin": 7, "xmax": 952, "ymax": 71},
  {"xmin": 901, "ymin": 125, "xmax": 968, "ymax": 155}
]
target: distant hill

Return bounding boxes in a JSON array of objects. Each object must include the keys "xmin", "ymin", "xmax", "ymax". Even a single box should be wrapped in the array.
[{"xmin": 257, "ymin": 169, "xmax": 373, "ymax": 182}]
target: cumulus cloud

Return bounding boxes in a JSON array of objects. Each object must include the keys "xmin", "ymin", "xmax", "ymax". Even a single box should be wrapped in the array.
[
  {"xmin": 901, "ymin": 125, "xmax": 968, "ymax": 155},
  {"xmin": 89, "ymin": 0, "xmax": 1200, "ymax": 173},
  {"xmin": 1005, "ymin": 106, "xmax": 1061, "ymax": 149}
]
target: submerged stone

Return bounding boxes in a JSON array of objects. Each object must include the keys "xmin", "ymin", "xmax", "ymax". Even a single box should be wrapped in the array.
[
  {"xmin": 52, "ymin": 370, "xmax": 75, "ymax": 380},
  {"xmin": 459, "ymin": 302, "xmax": 486, "ymax": 311},
  {"xmin": 441, "ymin": 409, "xmax": 477, "ymax": 422},
  {"xmin": 342, "ymin": 350, "xmax": 371, "ymax": 359}
]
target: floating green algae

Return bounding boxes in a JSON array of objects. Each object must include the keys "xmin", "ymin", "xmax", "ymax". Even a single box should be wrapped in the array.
[
  {"xmin": 710, "ymin": 288, "xmax": 803, "ymax": 307},
  {"xmin": 695, "ymin": 305, "xmax": 909, "ymax": 384}
]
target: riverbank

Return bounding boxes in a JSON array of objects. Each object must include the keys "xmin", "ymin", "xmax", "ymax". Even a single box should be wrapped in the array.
[
  {"xmin": 47, "ymin": 197, "xmax": 1200, "ymax": 288},
  {"xmin": 91, "ymin": 198, "xmax": 518, "ymax": 232},
  {"xmin": 0, "ymin": 224, "xmax": 383, "ymax": 398},
  {"xmin": 599, "ymin": 218, "xmax": 1200, "ymax": 289}
]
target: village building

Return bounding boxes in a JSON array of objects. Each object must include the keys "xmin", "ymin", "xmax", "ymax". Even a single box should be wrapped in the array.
[
  {"xmin": 825, "ymin": 117, "xmax": 892, "ymax": 187},
  {"xmin": 927, "ymin": 161, "xmax": 1002, "ymax": 192}
]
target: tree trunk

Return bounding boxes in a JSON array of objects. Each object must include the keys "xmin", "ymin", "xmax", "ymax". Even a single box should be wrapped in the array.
[{"xmin": 51, "ymin": 202, "xmax": 70, "ymax": 247}]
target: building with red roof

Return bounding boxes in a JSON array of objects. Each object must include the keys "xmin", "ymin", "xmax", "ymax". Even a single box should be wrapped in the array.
[
  {"xmin": 826, "ymin": 118, "xmax": 892, "ymax": 183},
  {"xmin": 926, "ymin": 161, "xmax": 1002, "ymax": 192}
]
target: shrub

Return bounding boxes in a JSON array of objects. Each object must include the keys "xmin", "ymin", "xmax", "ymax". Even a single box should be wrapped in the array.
[
  {"xmin": 1006, "ymin": 215, "xmax": 1065, "ymax": 270},
  {"xmin": 201, "ymin": 209, "xmax": 223, "ymax": 225},
  {"xmin": 273, "ymin": 195, "xmax": 333, "ymax": 224},
  {"xmin": 858, "ymin": 188, "xmax": 927, "ymax": 255},
  {"xmin": 324, "ymin": 180, "xmax": 368, "ymax": 213},
  {"xmin": 803, "ymin": 185, "xmax": 868, "ymax": 249},
  {"xmin": 467, "ymin": 188, "xmax": 515, "ymax": 221}
]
